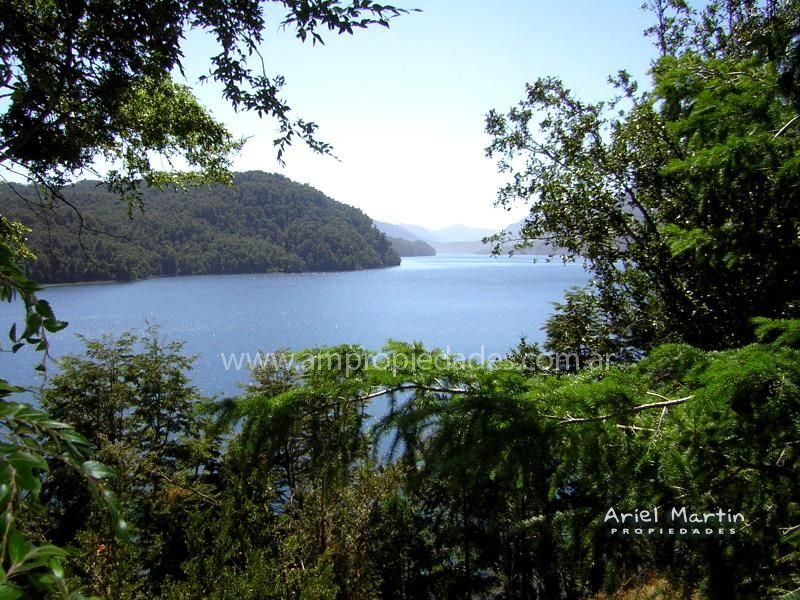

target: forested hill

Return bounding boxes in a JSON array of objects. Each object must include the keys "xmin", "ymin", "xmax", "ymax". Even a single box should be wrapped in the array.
[
  {"xmin": 387, "ymin": 237, "xmax": 436, "ymax": 256},
  {"xmin": 1, "ymin": 171, "xmax": 401, "ymax": 283}
]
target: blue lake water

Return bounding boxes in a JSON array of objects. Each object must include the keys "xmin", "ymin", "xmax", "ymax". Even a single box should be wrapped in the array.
[{"xmin": 1, "ymin": 255, "xmax": 590, "ymax": 398}]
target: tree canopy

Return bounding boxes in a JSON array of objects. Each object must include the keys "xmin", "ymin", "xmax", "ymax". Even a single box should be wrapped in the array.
[
  {"xmin": 25, "ymin": 321, "xmax": 800, "ymax": 598},
  {"xmin": 0, "ymin": 2, "xmax": 412, "ymax": 595},
  {"xmin": 2, "ymin": 171, "xmax": 400, "ymax": 282},
  {"xmin": 385, "ymin": 236, "xmax": 436, "ymax": 257},
  {"xmin": 486, "ymin": 0, "xmax": 800, "ymax": 353},
  {"xmin": 0, "ymin": 0, "xmax": 410, "ymax": 192},
  {"xmin": 3, "ymin": 1, "xmax": 800, "ymax": 597}
]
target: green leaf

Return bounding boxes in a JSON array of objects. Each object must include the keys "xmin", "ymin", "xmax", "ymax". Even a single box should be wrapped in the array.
[
  {"xmin": 48, "ymin": 558, "xmax": 64, "ymax": 580},
  {"xmin": 8, "ymin": 451, "xmax": 47, "ymax": 472},
  {"xmin": 0, "ymin": 382, "xmax": 24, "ymax": 396},
  {"xmin": 82, "ymin": 460, "xmax": 114, "ymax": 480},
  {"xmin": 43, "ymin": 318, "xmax": 67, "ymax": 332},
  {"xmin": 10, "ymin": 545, "xmax": 67, "ymax": 575},
  {"xmin": 60, "ymin": 430, "xmax": 90, "ymax": 446},
  {"xmin": 34, "ymin": 299, "xmax": 55, "ymax": 320},
  {"xmin": 30, "ymin": 573, "xmax": 55, "ymax": 587},
  {"xmin": 0, "ymin": 584, "xmax": 23, "ymax": 600},
  {"xmin": 7, "ymin": 529, "xmax": 29, "ymax": 566}
]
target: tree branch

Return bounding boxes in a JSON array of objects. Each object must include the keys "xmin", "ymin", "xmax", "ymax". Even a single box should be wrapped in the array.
[
  {"xmin": 774, "ymin": 114, "xmax": 799, "ymax": 139},
  {"xmin": 547, "ymin": 392, "xmax": 694, "ymax": 426},
  {"xmin": 149, "ymin": 466, "xmax": 218, "ymax": 506},
  {"xmin": 358, "ymin": 382, "xmax": 474, "ymax": 402}
]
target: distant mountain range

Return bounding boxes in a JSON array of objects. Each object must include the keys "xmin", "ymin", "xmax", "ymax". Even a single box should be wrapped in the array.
[
  {"xmin": 373, "ymin": 221, "xmax": 496, "ymax": 254},
  {"xmin": 373, "ymin": 222, "xmax": 423, "ymax": 242},
  {"xmin": 394, "ymin": 223, "xmax": 498, "ymax": 244},
  {"xmin": 374, "ymin": 219, "xmax": 562, "ymax": 255}
]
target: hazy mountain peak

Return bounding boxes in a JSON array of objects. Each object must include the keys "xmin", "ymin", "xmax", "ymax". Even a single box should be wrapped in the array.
[{"xmin": 391, "ymin": 222, "xmax": 499, "ymax": 244}]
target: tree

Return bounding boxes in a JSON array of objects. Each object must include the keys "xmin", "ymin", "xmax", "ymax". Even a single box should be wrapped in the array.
[
  {"xmin": 0, "ymin": 0, "xmax": 411, "ymax": 424},
  {"xmin": 40, "ymin": 329, "xmax": 219, "ymax": 598},
  {"xmin": 1, "ymin": 171, "xmax": 401, "ymax": 283},
  {"xmin": 0, "ymin": 3, "xmax": 411, "ymax": 595},
  {"xmin": 171, "ymin": 345, "xmax": 400, "ymax": 598},
  {"xmin": 18, "ymin": 331, "xmax": 793, "ymax": 598},
  {"xmin": 0, "ymin": 381, "xmax": 128, "ymax": 599},
  {"xmin": 0, "ymin": 0, "xmax": 412, "ymax": 192},
  {"xmin": 485, "ymin": 0, "xmax": 800, "ymax": 352},
  {"xmin": 369, "ymin": 332, "xmax": 800, "ymax": 598}
]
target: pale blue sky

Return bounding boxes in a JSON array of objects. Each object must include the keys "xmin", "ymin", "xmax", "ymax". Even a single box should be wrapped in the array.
[{"xmin": 179, "ymin": 1, "xmax": 658, "ymax": 228}]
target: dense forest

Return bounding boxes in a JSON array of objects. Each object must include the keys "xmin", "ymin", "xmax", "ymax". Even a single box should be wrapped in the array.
[
  {"xmin": 2, "ymin": 0, "xmax": 800, "ymax": 598},
  {"xmin": 386, "ymin": 236, "xmax": 436, "ymax": 256},
  {"xmin": 4, "ymin": 322, "xmax": 790, "ymax": 599},
  {"xmin": 0, "ymin": 171, "xmax": 400, "ymax": 283}
]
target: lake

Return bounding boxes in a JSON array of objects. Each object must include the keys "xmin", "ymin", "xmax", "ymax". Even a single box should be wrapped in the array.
[{"xmin": 1, "ymin": 255, "xmax": 590, "ymax": 398}]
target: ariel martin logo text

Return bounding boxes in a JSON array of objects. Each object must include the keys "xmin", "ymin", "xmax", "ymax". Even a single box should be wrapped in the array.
[{"xmin": 603, "ymin": 506, "xmax": 744, "ymax": 538}]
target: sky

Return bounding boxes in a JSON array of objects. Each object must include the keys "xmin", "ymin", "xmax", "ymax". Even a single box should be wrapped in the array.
[{"xmin": 169, "ymin": 2, "xmax": 657, "ymax": 230}]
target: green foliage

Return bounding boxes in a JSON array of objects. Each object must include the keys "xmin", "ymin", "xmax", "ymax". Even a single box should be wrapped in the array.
[
  {"xmin": 1, "ymin": 323, "xmax": 793, "ymax": 598},
  {"xmin": 0, "ymin": 1, "xmax": 413, "ymax": 597},
  {"xmin": 0, "ymin": 228, "xmax": 122, "ymax": 599},
  {"xmin": 0, "ymin": 388, "xmax": 127, "ymax": 599},
  {"xmin": 3, "ymin": 2, "xmax": 799, "ymax": 598},
  {"xmin": 486, "ymin": 0, "xmax": 800, "ymax": 352},
  {"xmin": 544, "ymin": 286, "xmax": 649, "ymax": 368},
  {"xmin": 39, "ymin": 328, "xmax": 218, "ymax": 599},
  {"xmin": 386, "ymin": 237, "xmax": 436, "ymax": 257},
  {"xmin": 753, "ymin": 316, "xmax": 800, "ymax": 350},
  {"xmin": 0, "ymin": 0, "xmax": 411, "ymax": 192},
  {"xmin": 0, "ymin": 235, "xmax": 67, "ymax": 364},
  {"xmin": 1, "ymin": 171, "xmax": 400, "ymax": 283}
]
